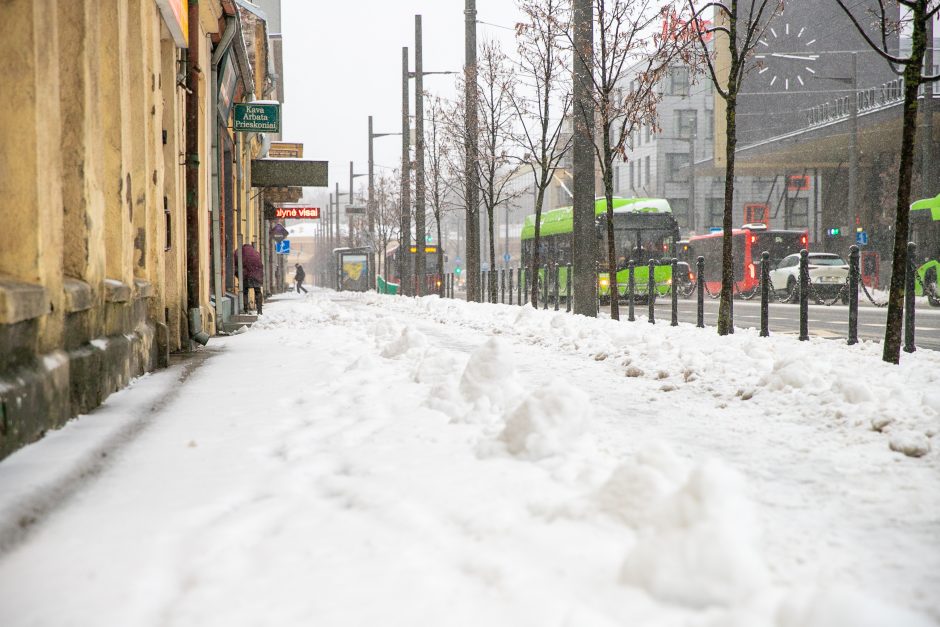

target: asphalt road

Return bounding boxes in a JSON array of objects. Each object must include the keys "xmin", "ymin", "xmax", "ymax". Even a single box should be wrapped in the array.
[
  {"xmin": 451, "ymin": 287, "xmax": 940, "ymax": 351},
  {"xmin": 602, "ymin": 297, "xmax": 940, "ymax": 351}
]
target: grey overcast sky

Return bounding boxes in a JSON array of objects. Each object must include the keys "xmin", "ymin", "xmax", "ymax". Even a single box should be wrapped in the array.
[{"xmin": 280, "ymin": 1, "xmax": 523, "ymax": 204}]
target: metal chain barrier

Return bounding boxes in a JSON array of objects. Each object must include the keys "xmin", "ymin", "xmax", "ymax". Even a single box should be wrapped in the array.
[
  {"xmin": 805, "ymin": 276, "xmax": 850, "ymax": 307},
  {"xmin": 859, "ymin": 273, "xmax": 890, "ymax": 308}
]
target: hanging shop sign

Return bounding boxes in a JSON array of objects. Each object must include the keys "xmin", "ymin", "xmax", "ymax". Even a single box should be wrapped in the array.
[
  {"xmin": 275, "ymin": 206, "xmax": 320, "ymax": 220},
  {"xmin": 234, "ymin": 103, "xmax": 281, "ymax": 133},
  {"xmin": 251, "ymin": 160, "xmax": 328, "ymax": 187}
]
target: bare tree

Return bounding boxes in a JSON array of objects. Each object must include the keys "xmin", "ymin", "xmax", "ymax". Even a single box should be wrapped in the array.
[
  {"xmin": 832, "ymin": 0, "xmax": 939, "ymax": 363},
  {"xmin": 477, "ymin": 40, "xmax": 524, "ymax": 302},
  {"xmin": 367, "ymin": 170, "xmax": 401, "ymax": 283},
  {"xmin": 425, "ymin": 94, "xmax": 459, "ymax": 296},
  {"xmin": 687, "ymin": 0, "xmax": 781, "ymax": 333},
  {"xmin": 568, "ymin": 0, "xmax": 691, "ymax": 320},
  {"xmin": 511, "ymin": 0, "xmax": 573, "ymax": 308}
]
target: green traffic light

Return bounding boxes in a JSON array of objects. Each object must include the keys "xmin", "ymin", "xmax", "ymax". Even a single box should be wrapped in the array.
[{"xmin": 455, "ymin": 267, "xmax": 462, "ymax": 275}]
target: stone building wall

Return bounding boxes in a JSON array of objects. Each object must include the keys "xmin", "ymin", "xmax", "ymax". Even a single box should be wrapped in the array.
[{"xmin": 0, "ymin": 0, "xmax": 273, "ymax": 460}]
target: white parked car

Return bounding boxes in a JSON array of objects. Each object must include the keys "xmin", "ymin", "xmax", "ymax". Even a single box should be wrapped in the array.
[{"xmin": 768, "ymin": 252, "xmax": 850, "ymax": 303}]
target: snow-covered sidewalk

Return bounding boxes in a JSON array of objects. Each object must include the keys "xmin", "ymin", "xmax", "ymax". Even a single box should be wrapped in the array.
[{"xmin": 0, "ymin": 289, "xmax": 937, "ymax": 627}]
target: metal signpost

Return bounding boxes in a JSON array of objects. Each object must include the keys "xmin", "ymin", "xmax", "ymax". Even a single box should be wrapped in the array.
[{"xmin": 275, "ymin": 240, "xmax": 291, "ymax": 255}]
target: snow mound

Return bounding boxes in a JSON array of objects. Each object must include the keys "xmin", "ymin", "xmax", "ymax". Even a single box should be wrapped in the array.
[
  {"xmin": 595, "ymin": 442, "xmax": 687, "ymax": 524},
  {"xmin": 458, "ymin": 338, "xmax": 521, "ymax": 413},
  {"xmin": 774, "ymin": 585, "xmax": 937, "ymax": 627},
  {"xmin": 620, "ymin": 459, "xmax": 769, "ymax": 608},
  {"xmin": 380, "ymin": 326, "xmax": 428, "ymax": 358},
  {"xmin": 888, "ymin": 430, "xmax": 931, "ymax": 458},
  {"xmin": 498, "ymin": 381, "xmax": 591, "ymax": 460}
]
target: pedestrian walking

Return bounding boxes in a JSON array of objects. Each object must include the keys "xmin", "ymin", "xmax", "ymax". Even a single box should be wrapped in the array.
[
  {"xmin": 294, "ymin": 264, "xmax": 308, "ymax": 294},
  {"xmin": 235, "ymin": 243, "xmax": 264, "ymax": 315}
]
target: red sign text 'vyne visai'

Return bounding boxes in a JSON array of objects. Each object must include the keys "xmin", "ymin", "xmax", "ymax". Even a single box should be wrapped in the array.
[{"xmin": 275, "ymin": 206, "xmax": 320, "ymax": 219}]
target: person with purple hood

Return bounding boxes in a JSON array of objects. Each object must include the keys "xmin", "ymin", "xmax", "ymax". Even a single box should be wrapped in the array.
[{"xmin": 235, "ymin": 243, "xmax": 264, "ymax": 315}]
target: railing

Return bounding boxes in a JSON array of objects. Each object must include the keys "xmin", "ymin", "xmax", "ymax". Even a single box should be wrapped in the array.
[{"xmin": 431, "ymin": 248, "xmax": 939, "ymax": 352}]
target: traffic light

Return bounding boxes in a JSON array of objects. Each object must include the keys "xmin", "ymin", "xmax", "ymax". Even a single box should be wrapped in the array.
[
  {"xmin": 454, "ymin": 266, "xmax": 462, "ymax": 276},
  {"xmin": 826, "ymin": 227, "xmax": 841, "ymax": 236}
]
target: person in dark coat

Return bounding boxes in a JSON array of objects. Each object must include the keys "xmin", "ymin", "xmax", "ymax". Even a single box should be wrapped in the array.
[
  {"xmin": 294, "ymin": 263, "xmax": 308, "ymax": 294},
  {"xmin": 235, "ymin": 243, "xmax": 264, "ymax": 314}
]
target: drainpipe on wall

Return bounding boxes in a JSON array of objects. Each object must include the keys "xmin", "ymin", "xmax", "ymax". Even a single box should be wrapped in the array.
[{"xmin": 210, "ymin": 16, "xmax": 237, "ymax": 329}]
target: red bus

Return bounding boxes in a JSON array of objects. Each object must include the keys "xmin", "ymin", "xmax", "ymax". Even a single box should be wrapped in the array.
[{"xmin": 688, "ymin": 225, "xmax": 808, "ymax": 294}]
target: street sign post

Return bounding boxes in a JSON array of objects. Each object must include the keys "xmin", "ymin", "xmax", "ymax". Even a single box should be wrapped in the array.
[
  {"xmin": 234, "ymin": 103, "xmax": 281, "ymax": 133},
  {"xmin": 271, "ymin": 223, "xmax": 289, "ymax": 243},
  {"xmin": 503, "ymin": 252, "xmax": 511, "ymax": 264},
  {"xmin": 345, "ymin": 205, "xmax": 366, "ymax": 215},
  {"xmin": 856, "ymin": 231, "xmax": 868, "ymax": 245},
  {"xmin": 275, "ymin": 240, "xmax": 291, "ymax": 255}
]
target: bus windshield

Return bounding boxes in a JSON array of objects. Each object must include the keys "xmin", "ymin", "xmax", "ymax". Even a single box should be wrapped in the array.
[
  {"xmin": 612, "ymin": 229, "xmax": 675, "ymax": 267},
  {"xmin": 601, "ymin": 213, "xmax": 677, "ymax": 268}
]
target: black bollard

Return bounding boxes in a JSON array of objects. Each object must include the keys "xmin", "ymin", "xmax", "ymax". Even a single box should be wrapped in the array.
[
  {"xmin": 554, "ymin": 265, "xmax": 560, "ymax": 311},
  {"xmin": 543, "ymin": 266, "xmax": 549, "ymax": 309},
  {"xmin": 799, "ymin": 249, "xmax": 809, "ymax": 341},
  {"xmin": 518, "ymin": 268, "xmax": 524, "ymax": 306},
  {"xmin": 848, "ymin": 246, "xmax": 859, "ymax": 345},
  {"xmin": 628, "ymin": 260, "xmax": 636, "ymax": 322},
  {"xmin": 508, "ymin": 267, "xmax": 514, "ymax": 305},
  {"xmin": 566, "ymin": 264, "xmax": 572, "ymax": 312},
  {"xmin": 696, "ymin": 256, "xmax": 705, "ymax": 328},
  {"xmin": 648, "ymin": 259, "xmax": 656, "ymax": 324},
  {"xmin": 760, "ymin": 251, "xmax": 770, "ymax": 337},
  {"xmin": 671, "ymin": 258, "xmax": 679, "ymax": 327},
  {"xmin": 904, "ymin": 242, "xmax": 916, "ymax": 353}
]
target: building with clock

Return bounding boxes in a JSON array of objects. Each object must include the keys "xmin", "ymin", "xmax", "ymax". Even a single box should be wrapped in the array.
[{"xmin": 711, "ymin": 0, "xmax": 938, "ymax": 269}]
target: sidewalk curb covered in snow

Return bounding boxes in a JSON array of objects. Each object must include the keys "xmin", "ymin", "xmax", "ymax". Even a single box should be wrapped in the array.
[{"xmin": 0, "ymin": 356, "xmax": 208, "ymax": 554}]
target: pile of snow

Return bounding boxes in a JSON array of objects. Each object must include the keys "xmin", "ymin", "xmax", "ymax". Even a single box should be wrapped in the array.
[
  {"xmin": 380, "ymin": 326, "xmax": 428, "ymax": 358},
  {"xmin": 619, "ymin": 459, "xmax": 769, "ymax": 608},
  {"xmin": 498, "ymin": 382, "xmax": 591, "ymax": 460},
  {"xmin": 347, "ymin": 291, "xmax": 940, "ymax": 459}
]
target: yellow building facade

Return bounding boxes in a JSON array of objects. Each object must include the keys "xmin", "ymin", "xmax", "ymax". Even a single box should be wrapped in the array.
[{"xmin": 0, "ymin": 0, "xmax": 276, "ymax": 459}]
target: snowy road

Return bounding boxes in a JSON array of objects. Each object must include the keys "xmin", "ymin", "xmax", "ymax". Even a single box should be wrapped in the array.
[{"xmin": 0, "ymin": 289, "xmax": 938, "ymax": 626}]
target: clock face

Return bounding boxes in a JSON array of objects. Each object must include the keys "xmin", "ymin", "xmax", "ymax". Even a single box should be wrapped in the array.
[{"xmin": 755, "ymin": 23, "xmax": 818, "ymax": 90}]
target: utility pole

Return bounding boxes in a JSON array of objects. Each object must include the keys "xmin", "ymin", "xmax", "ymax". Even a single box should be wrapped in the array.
[
  {"xmin": 922, "ymin": 17, "xmax": 935, "ymax": 198},
  {"xmin": 349, "ymin": 160, "xmax": 355, "ymax": 247},
  {"xmin": 335, "ymin": 181, "xmax": 341, "ymax": 247},
  {"xmin": 367, "ymin": 116, "xmax": 401, "ymax": 276},
  {"xmin": 415, "ymin": 15, "xmax": 427, "ymax": 296},
  {"xmin": 464, "ymin": 0, "xmax": 480, "ymax": 302},
  {"xmin": 368, "ymin": 116, "xmax": 375, "ymax": 239},
  {"xmin": 848, "ymin": 52, "xmax": 858, "ymax": 239},
  {"xmin": 571, "ymin": 0, "xmax": 597, "ymax": 317},
  {"xmin": 401, "ymin": 46, "xmax": 412, "ymax": 296},
  {"xmin": 689, "ymin": 129, "xmax": 696, "ymax": 232}
]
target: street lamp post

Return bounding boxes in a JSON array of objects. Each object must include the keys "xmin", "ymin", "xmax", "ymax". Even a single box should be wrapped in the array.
[{"xmin": 367, "ymin": 116, "xmax": 401, "ymax": 281}]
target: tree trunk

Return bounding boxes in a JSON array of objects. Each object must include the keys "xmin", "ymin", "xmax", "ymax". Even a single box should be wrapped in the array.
[
  {"xmin": 718, "ymin": 88, "xmax": 738, "ymax": 336},
  {"xmin": 883, "ymin": 6, "xmax": 927, "ymax": 363},
  {"xmin": 531, "ymin": 182, "xmax": 547, "ymax": 308},
  {"xmin": 488, "ymin": 201, "xmax": 497, "ymax": 303},
  {"xmin": 605, "ymin": 149, "xmax": 619, "ymax": 320}
]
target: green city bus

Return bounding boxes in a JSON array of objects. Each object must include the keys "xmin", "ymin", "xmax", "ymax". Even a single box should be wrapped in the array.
[
  {"xmin": 520, "ymin": 197, "xmax": 687, "ymax": 302},
  {"xmin": 911, "ymin": 193, "xmax": 940, "ymax": 302}
]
